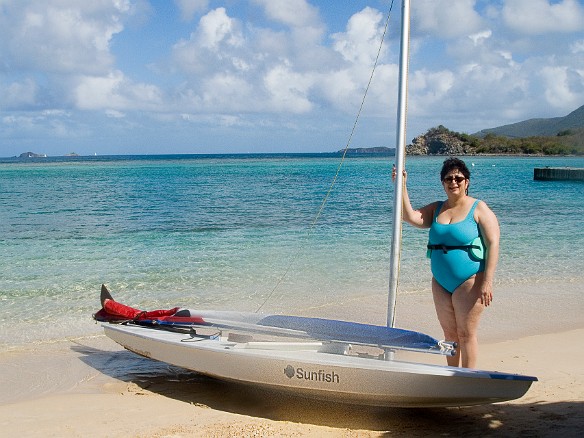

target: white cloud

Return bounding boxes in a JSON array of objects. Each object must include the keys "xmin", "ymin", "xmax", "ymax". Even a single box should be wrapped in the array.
[
  {"xmin": 318, "ymin": 69, "xmax": 359, "ymax": 112},
  {"xmin": 42, "ymin": 109, "xmax": 69, "ymax": 117},
  {"xmin": 218, "ymin": 114, "xmax": 246, "ymax": 127},
  {"xmin": 570, "ymin": 40, "xmax": 584, "ymax": 54},
  {"xmin": 179, "ymin": 112, "xmax": 248, "ymax": 128},
  {"xmin": 197, "ymin": 7, "xmax": 244, "ymax": 50},
  {"xmin": 0, "ymin": 0, "xmax": 130, "ymax": 75},
  {"xmin": 332, "ymin": 7, "xmax": 386, "ymax": 65},
  {"xmin": 0, "ymin": 78, "xmax": 38, "ymax": 110},
  {"xmin": 252, "ymin": 0, "xmax": 327, "ymax": 71},
  {"xmin": 2, "ymin": 114, "xmax": 37, "ymax": 129},
  {"xmin": 1, "ymin": 109, "xmax": 76, "ymax": 139},
  {"xmin": 174, "ymin": 0, "xmax": 209, "ymax": 21},
  {"xmin": 172, "ymin": 8, "xmax": 246, "ymax": 74},
  {"xmin": 410, "ymin": 69, "xmax": 455, "ymax": 105},
  {"xmin": 172, "ymin": 6, "xmax": 329, "ymax": 115},
  {"xmin": 199, "ymin": 73, "xmax": 254, "ymax": 111},
  {"xmin": 0, "ymin": 0, "xmax": 143, "ymax": 117},
  {"xmin": 74, "ymin": 73, "xmax": 126, "ymax": 110},
  {"xmin": 469, "ymin": 30, "xmax": 492, "ymax": 46},
  {"xmin": 540, "ymin": 65, "xmax": 584, "ymax": 109},
  {"xmin": 502, "ymin": 0, "xmax": 584, "ymax": 35},
  {"xmin": 412, "ymin": 0, "xmax": 484, "ymax": 38},
  {"xmin": 252, "ymin": 0, "xmax": 320, "ymax": 29},
  {"xmin": 263, "ymin": 65, "xmax": 314, "ymax": 113},
  {"xmin": 74, "ymin": 71, "xmax": 163, "ymax": 111},
  {"xmin": 407, "ymin": 57, "xmax": 538, "ymax": 133},
  {"xmin": 105, "ymin": 109, "xmax": 126, "ymax": 118}
]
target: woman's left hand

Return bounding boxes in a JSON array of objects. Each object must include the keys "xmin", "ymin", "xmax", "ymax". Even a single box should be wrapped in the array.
[
  {"xmin": 480, "ymin": 282, "xmax": 493, "ymax": 307},
  {"xmin": 391, "ymin": 165, "xmax": 407, "ymax": 183}
]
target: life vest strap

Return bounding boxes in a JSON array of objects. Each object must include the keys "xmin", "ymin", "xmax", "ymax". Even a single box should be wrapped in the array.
[{"xmin": 427, "ymin": 244, "xmax": 480, "ymax": 254}]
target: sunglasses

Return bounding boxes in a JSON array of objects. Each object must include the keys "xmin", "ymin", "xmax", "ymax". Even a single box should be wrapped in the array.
[{"xmin": 443, "ymin": 175, "xmax": 466, "ymax": 183}]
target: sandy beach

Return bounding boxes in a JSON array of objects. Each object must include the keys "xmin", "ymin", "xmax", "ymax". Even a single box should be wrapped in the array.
[
  {"xmin": 1, "ymin": 282, "xmax": 583, "ymax": 437},
  {"xmin": 1, "ymin": 329, "xmax": 582, "ymax": 437}
]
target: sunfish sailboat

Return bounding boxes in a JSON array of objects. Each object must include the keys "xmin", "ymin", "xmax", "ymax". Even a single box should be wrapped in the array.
[
  {"xmin": 96, "ymin": 284, "xmax": 535, "ymax": 407},
  {"xmin": 96, "ymin": 1, "xmax": 536, "ymax": 407}
]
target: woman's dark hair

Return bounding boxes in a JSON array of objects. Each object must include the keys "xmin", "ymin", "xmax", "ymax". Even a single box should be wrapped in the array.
[{"xmin": 440, "ymin": 157, "xmax": 470, "ymax": 181}]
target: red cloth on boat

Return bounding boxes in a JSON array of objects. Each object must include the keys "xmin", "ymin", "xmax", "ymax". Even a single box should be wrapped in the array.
[{"xmin": 103, "ymin": 298, "xmax": 180, "ymax": 320}]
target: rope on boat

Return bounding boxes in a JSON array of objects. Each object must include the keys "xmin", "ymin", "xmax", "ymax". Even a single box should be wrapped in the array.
[{"xmin": 255, "ymin": 0, "xmax": 397, "ymax": 313}]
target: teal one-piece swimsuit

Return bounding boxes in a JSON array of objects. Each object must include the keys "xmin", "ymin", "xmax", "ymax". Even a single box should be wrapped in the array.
[{"xmin": 428, "ymin": 200, "xmax": 485, "ymax": 293}]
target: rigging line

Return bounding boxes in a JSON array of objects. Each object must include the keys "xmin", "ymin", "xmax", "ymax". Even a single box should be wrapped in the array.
[{"xmin": 255, "ymin": 1, "xmax": 396, "ymax": 314}]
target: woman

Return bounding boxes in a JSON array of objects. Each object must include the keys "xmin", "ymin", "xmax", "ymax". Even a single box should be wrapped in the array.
[{"xmin": 395, "ymin": 158, "xmax": 500, "ymax": 368}]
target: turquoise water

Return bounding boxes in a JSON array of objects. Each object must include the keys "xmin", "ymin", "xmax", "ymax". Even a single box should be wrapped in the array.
[{"xmin": 1, "ymin": 154, "xmax": 583, "ymax": 347}]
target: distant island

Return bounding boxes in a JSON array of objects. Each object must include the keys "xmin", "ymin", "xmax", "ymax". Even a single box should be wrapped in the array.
[
  {"xmin": 338, "ymin": 147, "xmax": 395, "ymax": 155},
  {"xmin": 16, "ymin": 151, "xmax": 81, "ymax": 158},
  {"xmin": 19, "ymin": 152, "xmax": 47, "ymax": 158}
]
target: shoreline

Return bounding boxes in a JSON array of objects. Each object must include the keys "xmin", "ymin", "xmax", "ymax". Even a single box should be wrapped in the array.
[
  {"xmin": 2, "ymin": 280, "xmax": 582, "ymax": 352},
  {"xmin": 0, "ymin": 327, "xmax": 582, "ymax": 437}
]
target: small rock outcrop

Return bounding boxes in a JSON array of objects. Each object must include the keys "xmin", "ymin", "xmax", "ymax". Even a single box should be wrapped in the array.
[
  {"xmin": 407, "ymin": 126, "xmax": 479, "ymax": 155},
  {"xmin": 19, "ymin": 152, "xmax": 47, "ymax": 158}
]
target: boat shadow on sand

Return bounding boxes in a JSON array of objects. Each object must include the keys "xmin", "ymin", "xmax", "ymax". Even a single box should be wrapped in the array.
[{"xmin": 74, "ymin": 343, "xmax": 582, "ymax": 437}]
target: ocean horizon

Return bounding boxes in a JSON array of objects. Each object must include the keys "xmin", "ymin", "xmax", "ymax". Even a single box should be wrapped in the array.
[{"xmin": 1, "ymin": 150, "xmax": 395, "ymax": 163}]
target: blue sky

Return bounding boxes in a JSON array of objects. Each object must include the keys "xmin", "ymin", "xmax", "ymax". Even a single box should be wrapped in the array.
[{"xmin": 1, "ymin": 0, "xmax": 583, "ymax": 156}]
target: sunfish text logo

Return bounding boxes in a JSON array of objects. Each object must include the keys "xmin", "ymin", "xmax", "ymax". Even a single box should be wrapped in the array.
[{"xmin": 284, "ymin": 365, "xmax": 340, "ymax": 384}]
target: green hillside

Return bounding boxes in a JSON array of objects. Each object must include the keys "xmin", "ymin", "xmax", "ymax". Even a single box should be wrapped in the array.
[
  {"xmin": 476, "ymin": 104, "xmax": 584, "ymax": 138},
  {"xmin": 477, "ymin": 128, "xmax": 584, "ymax": 155}
]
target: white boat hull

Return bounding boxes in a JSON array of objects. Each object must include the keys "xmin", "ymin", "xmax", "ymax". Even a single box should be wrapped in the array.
[{"xmin": 103, "ymin": 323, "xmax": 536, "ymax": 407}]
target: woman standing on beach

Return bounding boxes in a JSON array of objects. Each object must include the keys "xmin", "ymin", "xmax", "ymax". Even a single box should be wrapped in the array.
[{"xmin": 394, "ymin": 158, "xmax": 500, "ymax": 368}]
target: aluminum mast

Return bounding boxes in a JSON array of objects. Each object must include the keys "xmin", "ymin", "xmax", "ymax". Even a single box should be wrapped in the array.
[{"xmin": 387, "ymin": 0, "xmax": 411, "ymax": 328}]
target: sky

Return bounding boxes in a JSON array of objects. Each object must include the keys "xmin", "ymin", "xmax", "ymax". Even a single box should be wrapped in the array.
[{"xmin": 1, "ymin": 0, "xmax": 583, "ymax": 157}]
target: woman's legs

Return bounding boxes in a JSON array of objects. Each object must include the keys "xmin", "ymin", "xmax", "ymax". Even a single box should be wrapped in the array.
[
  {"xmin": 432, "ymin": 274, "xmax": 485, "ymax": 368},
  {"xmin": 432, "ymin": 278, "xmax": 460, "ymax": 367},
  {"xmin": 452, "ymin": 274, "xmax": 485, "ymax": 368}
]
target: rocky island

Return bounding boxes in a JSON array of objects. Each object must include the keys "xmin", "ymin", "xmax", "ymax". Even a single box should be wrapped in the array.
[{"xmin": 19, "ymin": 152, "xmax": 47, "ymax": 158}]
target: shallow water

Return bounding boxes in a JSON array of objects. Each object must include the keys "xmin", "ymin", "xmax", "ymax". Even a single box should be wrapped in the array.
[{"xmin": 1, "ymin": 154, "xmax": 583, "ymax": 348}]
